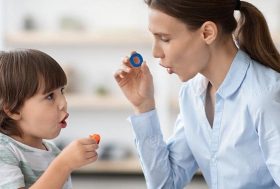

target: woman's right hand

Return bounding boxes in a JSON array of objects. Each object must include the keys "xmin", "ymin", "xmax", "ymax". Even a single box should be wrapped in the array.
[
  {"xmin": 114, "ymin": 54, "xmax": 155, "ymax": 114},
  {"xmin": 56, "ymin": 138, "xmax": 98, "ymax": 172}
]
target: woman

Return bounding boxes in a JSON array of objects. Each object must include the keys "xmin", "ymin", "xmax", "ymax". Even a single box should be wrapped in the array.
[{"xmin": 114, "ymin": 0, "xmax": 280, "ymax": 188}]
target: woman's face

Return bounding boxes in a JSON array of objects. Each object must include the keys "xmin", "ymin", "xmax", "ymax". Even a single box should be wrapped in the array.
[{"xmin": 148, "ymin": 8, "xmax": 210, "ymax": 82}]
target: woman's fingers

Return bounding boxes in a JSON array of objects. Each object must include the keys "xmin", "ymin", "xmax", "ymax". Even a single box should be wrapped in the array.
[
  {"xmin": 141, "ymin": 61, "xmax": 150, "ymax": 74},
  {"xmin": 121, "ymin": 64, "xmax": 132, "ymax": 73},
  {"xmin": 114, "ymin": 68, "xmax": 129, "ymax": 81},
  {"xmin": 130, "ymin": 51, "xmax": 136, "ymax": 55},
  {"xmin": 114, "ymin": 62, "xmax": 136, "ymax": 80},
  {"xmin": 114, "ymin": 53, "xmax": 146, "ymax": 84},
  {"xmin": 122, "ymin": 56, "xmax": 131, "ymax": 67}
]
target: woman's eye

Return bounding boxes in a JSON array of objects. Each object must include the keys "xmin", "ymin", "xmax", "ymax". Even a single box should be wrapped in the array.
[{"xmin": 160, "ymin": 37, "xmax": 170, "ymax": 42}]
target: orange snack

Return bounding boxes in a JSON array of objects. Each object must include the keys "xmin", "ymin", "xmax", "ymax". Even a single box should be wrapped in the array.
[{"xmin": 90, "ymin": 134, "xmax": 100, "ymax": 144}]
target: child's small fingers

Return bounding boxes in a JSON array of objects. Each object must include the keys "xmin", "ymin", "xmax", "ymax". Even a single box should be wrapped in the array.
[
  {"xmin": 85, "ymin": 144, "xmax": 99, "ymax": 151},
  {"xmin": 79, "ymin": 138, "xmax": 97, "ymax": 145},
  {"xmin": 89, "ymin": 135, "xmax": 100, "ymax": 143},
  {"xmin": 86, "ymin": 155, "xmax": 98, "ymax": 163},
  {"xmin": 86, "ymin": 151, "xmax": 98, "ymax": 159}
]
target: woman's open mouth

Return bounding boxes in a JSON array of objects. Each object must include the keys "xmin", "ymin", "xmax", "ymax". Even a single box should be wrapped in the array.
[{"xmin": 160, "ymin": 63, "xmax": 174, "ymax": 74}]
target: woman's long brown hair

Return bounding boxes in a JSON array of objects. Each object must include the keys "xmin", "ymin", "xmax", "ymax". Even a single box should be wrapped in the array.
[{"xmin": 145, "ymin": 0, "xmax": 280, "ymax": 72}]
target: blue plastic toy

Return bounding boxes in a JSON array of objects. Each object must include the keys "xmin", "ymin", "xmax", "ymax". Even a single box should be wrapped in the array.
[{"xmin": 129, "ymin": 52, "xmax": 143, "ymax": 67}]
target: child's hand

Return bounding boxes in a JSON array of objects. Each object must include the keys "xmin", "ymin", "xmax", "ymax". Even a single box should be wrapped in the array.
[
  {"xmin": 90, "ymin": 134, "xmax": 101, "ymax": 144},
  {"xmin": 57, "ymin": 138, "xmax": 99, "ymax": 172}
]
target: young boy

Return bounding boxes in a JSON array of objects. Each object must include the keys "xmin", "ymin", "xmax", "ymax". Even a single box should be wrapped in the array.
[{"xmin": 0, "ymin": 49, "xmax": 98, "ymax": 189}]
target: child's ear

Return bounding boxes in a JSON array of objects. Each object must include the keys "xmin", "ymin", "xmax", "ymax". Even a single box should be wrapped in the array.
[
  {"xmin": 200, "ymin": 21, "xmax": 218, "ymax": 45},
  {"xmin": 3, "ymin": 106, "xmax": 21, "ymax": 120}
]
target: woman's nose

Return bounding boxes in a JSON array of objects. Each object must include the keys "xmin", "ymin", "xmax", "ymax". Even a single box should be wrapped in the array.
[{"xmin": 152, "ymin": 42, "xmax": 164, "ymax": 59}]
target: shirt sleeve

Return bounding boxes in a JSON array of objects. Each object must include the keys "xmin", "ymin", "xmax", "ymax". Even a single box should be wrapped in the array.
[
  {"xmin": 128, "ymin": 110, "xmax": 198, "ymax": 189},
  {"xmin": 0, "ymin": 146, "xmax": 25, "ymax": 189},
  {"xmin": 254, "ymin": 85, "xmax": 280, "ymax": 186}
]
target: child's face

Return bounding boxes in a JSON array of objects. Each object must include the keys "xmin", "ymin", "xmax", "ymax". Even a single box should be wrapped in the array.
[{"xmin": 16, "ymin": 84, "xmax": 68, "ymax": 142}]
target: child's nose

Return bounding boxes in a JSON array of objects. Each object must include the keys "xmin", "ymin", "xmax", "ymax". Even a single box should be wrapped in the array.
[{"xmin": 59, "ymin": 95, "xmax": 67, "ymax": 111}]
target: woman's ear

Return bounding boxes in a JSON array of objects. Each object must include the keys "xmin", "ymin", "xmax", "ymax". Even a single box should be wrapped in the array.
[
  {"xmin": 3, "ymin": 106, "xmax": 21, "ymax": 120},
  {"xmin": 200, "ymin": 21, "xmax": 218, "ymax": 45}
]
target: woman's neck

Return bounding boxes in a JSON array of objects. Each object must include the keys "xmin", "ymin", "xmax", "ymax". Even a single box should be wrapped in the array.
[{"xmin": 201, "ymin": 36, "xmax": 238, "ymax": 91}]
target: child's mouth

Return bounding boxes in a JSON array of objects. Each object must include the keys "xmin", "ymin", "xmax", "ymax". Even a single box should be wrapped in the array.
[{"xmin": 60, "ymin": 113, "xmax": 69, "ymax": 128}]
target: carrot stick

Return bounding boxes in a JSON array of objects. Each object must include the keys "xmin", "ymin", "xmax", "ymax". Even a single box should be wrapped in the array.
[{"xmin": 90, "ymin": 134, "xmax": 100, "ymax": 144}]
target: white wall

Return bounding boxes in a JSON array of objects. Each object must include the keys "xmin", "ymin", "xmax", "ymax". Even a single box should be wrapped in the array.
[
  {"xmin": 248, "ymin": 0, "xmax": 280, "ymax": 33},
  {"xmin": 4, "ymin": 0, "xmax": 148, "ymax": 32},
  {"xmin": 3, "ymin": 0, "xmax": 280, "ymax": 33},
  {"xmin": 0, "ymin": 0, "xmax": 4, "ymax": 49}
]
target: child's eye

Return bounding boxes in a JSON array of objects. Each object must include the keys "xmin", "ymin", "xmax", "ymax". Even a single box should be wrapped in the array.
[
  {"xmin": 46, "ymin": 93, "xmax": 54, "ymax": 100},
  {"xmin": 61, "ymin": 87, "xmax": 65, "ymax": 94}
]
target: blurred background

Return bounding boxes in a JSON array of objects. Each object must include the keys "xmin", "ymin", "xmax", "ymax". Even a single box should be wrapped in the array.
[{"xmin": 0, "ymin": 0, "xmax": 279, "ymax": 188}]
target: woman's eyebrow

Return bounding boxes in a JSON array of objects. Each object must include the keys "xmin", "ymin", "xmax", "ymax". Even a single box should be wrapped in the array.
[{"xmin": 152, "ymin": 32, "xmax": 171, "ymax": 36}]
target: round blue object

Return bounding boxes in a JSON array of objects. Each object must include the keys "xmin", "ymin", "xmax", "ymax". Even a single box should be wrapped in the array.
[{"xmin": 129, "ymin": 53, "xmax": 143, "ymax": 67}]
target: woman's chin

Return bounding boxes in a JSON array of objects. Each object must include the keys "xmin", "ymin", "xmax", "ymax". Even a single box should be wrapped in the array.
[
  {"xmin": 179, "ymin": 73, "xmax": 197, "ymax": 82},
  {"xmin": 179, "ymin": 75, "xmax": 190, "ymax": 82}
]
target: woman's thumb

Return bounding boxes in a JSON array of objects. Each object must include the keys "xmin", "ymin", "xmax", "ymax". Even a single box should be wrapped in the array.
[{"xmin": 141, "ymin": 61, "xmax": 150, "ymax": 74}]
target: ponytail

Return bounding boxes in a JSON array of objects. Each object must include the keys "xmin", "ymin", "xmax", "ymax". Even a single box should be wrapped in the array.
[{"xmin": 237, "ymin": 1, "xmax": 280, "ymax": 72}]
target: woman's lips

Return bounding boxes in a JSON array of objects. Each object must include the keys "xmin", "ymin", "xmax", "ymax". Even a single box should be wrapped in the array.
[
  {"xmin": 160, "ymin": 63, "xmax": 173, "ymax": 74},
  {"xmin": 167, "ymin": 68, "xmax": 173, "ymax": 74}
]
